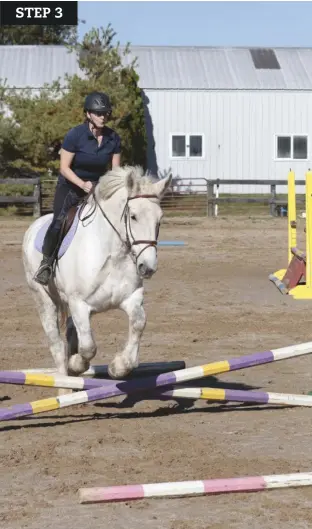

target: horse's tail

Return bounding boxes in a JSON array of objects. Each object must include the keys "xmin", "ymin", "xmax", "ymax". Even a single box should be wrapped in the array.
[{"xmin": 58, "ymin": 301, "xmax": 69, "ymax": 330}]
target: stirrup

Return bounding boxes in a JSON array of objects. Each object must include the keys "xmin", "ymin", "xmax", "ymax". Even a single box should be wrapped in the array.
[{"xmin": 34, "ymin": 260, "xmax": 53, "ymax": 285}]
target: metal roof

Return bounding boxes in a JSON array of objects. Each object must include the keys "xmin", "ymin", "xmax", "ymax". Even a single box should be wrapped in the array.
[
  {"xmin": 1, "ymin": 44, "xmax": 312, "ymax": 90},
  {"xmin": 0, "ymin": 45, "xmax": 83, "ymax": 88}
]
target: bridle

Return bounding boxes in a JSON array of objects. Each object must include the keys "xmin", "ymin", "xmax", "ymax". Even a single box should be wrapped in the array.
[
  {"xmin": 79, "ymin": 187, "xmax": 160, "ymax": 265},
  {"xmin": 124, "ymin": 194, "xmax": 161, "ymax": 261}
]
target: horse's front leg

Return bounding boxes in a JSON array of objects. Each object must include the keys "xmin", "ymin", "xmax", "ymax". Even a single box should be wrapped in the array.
[
  {"xmin": 108, "ymin": 287, "xmax": 146, "ymax": 379},
  {"xmin": 67, "ymin": 299, "xmax": 97, "ymax": 376}
]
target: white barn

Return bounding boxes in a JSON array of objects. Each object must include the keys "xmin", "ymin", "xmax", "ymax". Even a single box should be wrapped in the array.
[{"xmin": 1, "ymin": 44, "xmax": 312, "ymax": 193}]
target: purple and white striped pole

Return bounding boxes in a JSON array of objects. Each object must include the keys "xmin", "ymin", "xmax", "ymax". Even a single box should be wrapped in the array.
[{"xmin": 1, "ymin": 340, "xmax": 312, "ymax": 421}]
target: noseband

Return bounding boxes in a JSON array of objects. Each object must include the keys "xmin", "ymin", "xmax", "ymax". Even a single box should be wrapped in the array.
[{"xmin": 79, "ymin": 189, "xmax": 159, "ymax": 265}]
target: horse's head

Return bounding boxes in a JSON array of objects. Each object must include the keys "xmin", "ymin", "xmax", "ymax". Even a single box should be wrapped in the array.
[
  {"xmin": 96, "ymin": 165, "xmax": 172, "ymax": 279},
  {"xmin": 123, "ymin": 166, "xmax": 172, "ymax": 278}
]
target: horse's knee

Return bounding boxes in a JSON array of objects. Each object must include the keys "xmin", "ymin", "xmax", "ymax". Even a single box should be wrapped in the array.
[{"xmin": 131, "ymin": 305, "xmax": 146, "ymax": 332}]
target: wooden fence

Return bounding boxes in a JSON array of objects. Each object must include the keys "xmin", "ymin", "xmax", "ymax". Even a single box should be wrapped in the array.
[
  {"xmin": 0, "ymin": 178, "xmax": 41, "ymax": 217},
  {"xmin": 205, "ymin": 178, "xmax": 306, "ymax": 217},
  {"xmin": 162, "ymin": 178, "xmax": 306, "ymax": 217},
  {"xmin": 0, "ymin": 177, "xmax": 307, "ymax": 218}
]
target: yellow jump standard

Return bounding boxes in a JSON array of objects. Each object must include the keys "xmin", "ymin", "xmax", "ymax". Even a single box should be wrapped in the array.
[{"xmin": 269, "ymin": 170, "xmax": 312, "ymax": 299}]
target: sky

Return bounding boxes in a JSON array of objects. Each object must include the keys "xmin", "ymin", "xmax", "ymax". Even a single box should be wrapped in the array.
[{"xmin": 77, "ymin": 1, "xmax": 312, "ymax": 48}]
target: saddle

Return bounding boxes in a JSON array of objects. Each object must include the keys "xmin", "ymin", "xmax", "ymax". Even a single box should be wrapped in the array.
[
  {"xmin": 35, "ymin": 191, "xmax": 94, "ymax": 260},
  {"xmin": 59, "ymin": 204, "xmax": 80, "ymax": 243},
  {"xmin": 62, "ymin": 186, "xmax": 96, "ymax": 234}
]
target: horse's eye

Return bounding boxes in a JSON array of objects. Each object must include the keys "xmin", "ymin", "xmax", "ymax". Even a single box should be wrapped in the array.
[{"xmin": 131, "ymin": 214, "xmax": 137, "ymax": 221}]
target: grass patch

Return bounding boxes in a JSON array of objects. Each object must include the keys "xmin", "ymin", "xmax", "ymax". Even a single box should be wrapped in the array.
[{"xmin": 0, "ymin": 205, "xmax": 18, "ymax": 216}]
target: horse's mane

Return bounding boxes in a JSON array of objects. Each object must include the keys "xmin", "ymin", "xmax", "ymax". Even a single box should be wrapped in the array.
[{"xmin": 96, "ymin": 165, "xmax": 159, "ymax": 201}]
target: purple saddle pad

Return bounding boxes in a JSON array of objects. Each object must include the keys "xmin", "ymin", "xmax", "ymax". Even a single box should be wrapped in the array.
[{"xmin": 34, "ymin": 207, "xmax": 81, "ymax": 258}]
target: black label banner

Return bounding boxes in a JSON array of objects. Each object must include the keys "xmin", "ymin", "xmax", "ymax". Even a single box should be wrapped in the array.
[{"xmin": 0, "ymin": 1, "xmax": 78, "ymax": 26}]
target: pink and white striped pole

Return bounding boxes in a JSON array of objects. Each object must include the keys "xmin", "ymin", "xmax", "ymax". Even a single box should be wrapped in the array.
[{"xmin": 79, "ymin": 472, "xmax": 312, "ymax": 504}]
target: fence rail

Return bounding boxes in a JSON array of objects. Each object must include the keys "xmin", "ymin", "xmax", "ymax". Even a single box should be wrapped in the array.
[
  {"xmin": 0, "ymin": 177, "xmax": 307, "ymax": 218},
  {"xmin": 204, "ymin": 179, "xmax": 304, "ymax": 217},
  {"xmin": 162, "ymin": 178, "xmax": 305, "ymax": 217}
]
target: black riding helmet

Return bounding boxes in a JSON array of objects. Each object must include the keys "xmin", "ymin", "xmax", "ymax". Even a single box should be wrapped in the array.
[{"xmin": 84, "ymin": 91, "xmax": 112, "ymax": 115}]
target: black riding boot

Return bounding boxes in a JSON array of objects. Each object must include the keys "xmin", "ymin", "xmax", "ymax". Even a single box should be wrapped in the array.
[{"xmin": 34, "ymin": 226, "xmax": 61, "ymax": 286}]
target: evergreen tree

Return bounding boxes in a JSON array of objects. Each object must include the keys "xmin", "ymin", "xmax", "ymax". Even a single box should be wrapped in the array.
[
  {"xmin": 0, "ymin": 24, "xmax": 147, "ymax": 175},
  {"xmin": 0, "ymin": 25, "xmax": 78, "ymax": 45}
]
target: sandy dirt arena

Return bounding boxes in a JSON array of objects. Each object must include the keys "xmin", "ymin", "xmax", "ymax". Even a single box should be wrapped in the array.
[{"xmin": 1, "ymin": 214, "xmax": 312, "ymax": 529}]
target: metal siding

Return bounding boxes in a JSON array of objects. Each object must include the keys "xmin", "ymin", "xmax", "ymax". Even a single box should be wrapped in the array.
[{"xmin": 145, "ymin": 90, "xmax": 312, "ymax": 194}]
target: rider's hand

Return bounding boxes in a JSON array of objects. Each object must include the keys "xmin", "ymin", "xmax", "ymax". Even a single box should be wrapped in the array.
[{"xmin": 81, "ymin": 180, "xmax": 93, "ymax": 193}]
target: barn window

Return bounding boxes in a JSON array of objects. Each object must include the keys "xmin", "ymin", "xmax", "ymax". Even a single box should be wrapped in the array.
[
  {"xmin": 189, "ymin": 135, "xmax": 203, "ymax": 157},
  {"xmin": 170, "ymin": 134, "xmax": 204, "ymax": 159},
  {"xmin": 172, "ymin": 135, "xmax": 186, "ymax": 157},
  {"xmin": 276, "ymin": 135, "xmax": 308, "ymax": 160},
  {"xmin": 293, "ymin": 136, "xmax": 308, "ymax": 159},
  {"xmin": 277, "ymin": 136, "xmax": 291, "ymax": 158}
]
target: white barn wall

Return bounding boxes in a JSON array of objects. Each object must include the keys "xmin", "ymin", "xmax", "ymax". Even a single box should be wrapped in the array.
[{"xmin": 144, "ymin": 90, "xmax": 312, "ymax": 195}]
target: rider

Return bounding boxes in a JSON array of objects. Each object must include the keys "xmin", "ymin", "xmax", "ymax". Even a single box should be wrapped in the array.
[{"xmin": 34, "ymin": 91, "xmax": 121, "ymax": 286}]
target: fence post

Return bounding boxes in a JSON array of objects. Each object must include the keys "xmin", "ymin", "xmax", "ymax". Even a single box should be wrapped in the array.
[
  {"xmin": 270, "ymin": 184, "xmax": 277, "ymax": 217},
  {"xmin": 206, "ymin": 181, "xmax": 214, "ymax": 217},
  {"xmin": 33, "ymin": 179, "xmax": 41, "ymax": 218},
  {"xmin": 215, "ymin": 178, "xmax": 220, "ymax": 217}
]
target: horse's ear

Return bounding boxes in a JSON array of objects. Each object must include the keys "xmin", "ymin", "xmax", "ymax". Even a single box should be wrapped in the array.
[
  {"xmin": 153, "ymin": 173, "xmax": 172, "ymax": 199},
  {"xmin": 125, "ymin": 168, "xmax": 137, "ymax": 196}
]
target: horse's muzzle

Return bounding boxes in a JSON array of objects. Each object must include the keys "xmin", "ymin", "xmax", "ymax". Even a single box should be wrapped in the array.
[{"xmin": 138, "ymin": 263, "xmax": 156, "ymax": 279}]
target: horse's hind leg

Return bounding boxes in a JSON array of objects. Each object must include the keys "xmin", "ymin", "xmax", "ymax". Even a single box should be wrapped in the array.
[
  {"xmin": 66, "ymin": 315, "xmax": 78, "ymax": 359},
  {"xmin": 28, "ymin": 283, "xmax": 69, "ymax": 392}
]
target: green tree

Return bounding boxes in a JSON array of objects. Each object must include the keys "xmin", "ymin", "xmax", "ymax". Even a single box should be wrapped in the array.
[
  {"xmin": 0, "ymin": 24, "xmax": 147, "ymax": 176},
  {"xmin": 0, "ymin": 25, "xmax": 78, "ymax": 45}
]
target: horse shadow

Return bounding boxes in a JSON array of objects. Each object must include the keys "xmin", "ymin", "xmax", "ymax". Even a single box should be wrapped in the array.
[
  {"xmin": 0, "ymin": 375, "xmax": 293, "ymax": 433},
  {"xmin": 93, "ymin": 375, "xmax": 260, "ymax": 410}
]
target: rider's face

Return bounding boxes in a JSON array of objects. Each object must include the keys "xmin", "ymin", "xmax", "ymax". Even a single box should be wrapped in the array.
[{"xmin": 87, "ymin": 110, "xmax": 110, "ymax": 128}]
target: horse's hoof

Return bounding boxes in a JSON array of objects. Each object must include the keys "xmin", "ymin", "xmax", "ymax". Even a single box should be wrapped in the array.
[
  {"xmin": 68, "ymin": 354, "xmax": 90, "ymax": 375},
  {"xmin": 108, "ymin": 358, "xmax": 132, "ymax": 380}
]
